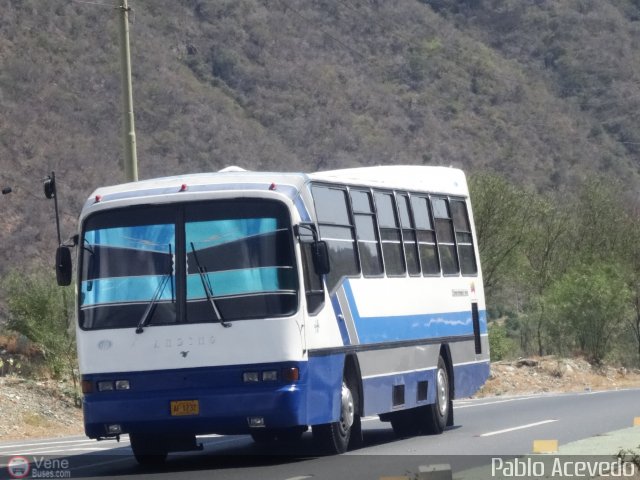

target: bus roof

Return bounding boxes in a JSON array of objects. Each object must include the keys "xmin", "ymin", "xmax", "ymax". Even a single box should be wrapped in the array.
[
  {"xmin": 309, "ymin": 166, "xmax": 469, "ymax": 196},
  {"xmin": 88, "ymin": 170, "xmax": 309, "ymax": 199},
  {"xmin": 84, "ymin": 165, "xmax": 469, "ymax": 211}
]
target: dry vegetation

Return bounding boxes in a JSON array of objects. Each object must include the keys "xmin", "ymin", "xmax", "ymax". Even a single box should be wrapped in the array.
[
  {"xmin": 477, "ymin": 356, "xmax": 640, "ymax": 398},
  {"xmin": 0, "ymin": 376, "xmax": 83, "ymax": 441},
  {"xmin": 2, "ymin": 0, "xmax": 640, "ymax": 286}
]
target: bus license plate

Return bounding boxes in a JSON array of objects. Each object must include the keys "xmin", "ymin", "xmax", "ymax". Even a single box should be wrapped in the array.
[{"xmin": 170, "ymin": 400, "xmax": 199, "ymax": 416}]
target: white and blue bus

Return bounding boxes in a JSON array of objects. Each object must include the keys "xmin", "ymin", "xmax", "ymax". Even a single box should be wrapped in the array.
[{"xmin": 56, "ymin": 165, "xmax": 489, "ymax": 463}]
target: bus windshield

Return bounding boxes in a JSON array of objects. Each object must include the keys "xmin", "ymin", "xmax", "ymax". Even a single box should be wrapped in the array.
[{"xmin": 79, "ymin": 200, "xmax": 298, "ymax": 330}]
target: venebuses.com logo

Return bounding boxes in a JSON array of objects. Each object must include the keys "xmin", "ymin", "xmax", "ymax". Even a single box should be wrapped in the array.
[
  {"xmin": 5, "ymin": 455, "xmax": 71, "ymax": 479},
  {"xmin": 6, "ymin": 457, "xmax": 30, "ymax": 479}
]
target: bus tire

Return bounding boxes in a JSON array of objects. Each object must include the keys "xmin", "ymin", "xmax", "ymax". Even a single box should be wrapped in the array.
[
  {"xmin": 419, "ymin": 355, "xmax": 450, "ymax": 435},
  {"xmin": 313, "ymin": 380, "xmax": 355, "ymax": 454},
  {"xmin": 130, "ymin": 433, "xmax": 168, "ymax": 466}
]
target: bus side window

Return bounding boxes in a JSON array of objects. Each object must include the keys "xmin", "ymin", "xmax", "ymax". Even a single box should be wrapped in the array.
[
  {"xmin": 311, "ymin": 185, "xmax": 359, "ymax": 292},
  {"xmin": 350, "ymin": 189, "xmax": 383, "ymax": 277},
  {"xmin": 432, "ymin": 197, "xmax": 460, "ymax": 275},
  {"xmin": 397, "ymin": 194, "xmax": 421, "ymax": 276},
  {"xmin": 451, "ymin": 200, "xmax": 478, "ymax": 275},
  {"xmin": 374, "ymin": 191, "xmax": 406, "ymax": 277},
  {"xmin": 411, "ymin": 196, "xmax": 440, "ymax": 275}
]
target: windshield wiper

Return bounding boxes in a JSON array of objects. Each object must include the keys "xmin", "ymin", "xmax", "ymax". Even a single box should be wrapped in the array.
[
  {"xmin": 136, "ymin": 245, "xmax": 174, "ymax": 334},
  {"xmin": 190, "ymin": 242, "xmax": 231, "ymax": 328}
]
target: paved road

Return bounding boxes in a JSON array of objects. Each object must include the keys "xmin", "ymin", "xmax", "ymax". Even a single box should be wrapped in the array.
[{"xmin": 1, "ymin": 389, "xmax": 639, "ymax": 479}]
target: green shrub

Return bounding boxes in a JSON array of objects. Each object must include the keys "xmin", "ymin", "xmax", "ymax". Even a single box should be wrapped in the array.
[
  {"xmin": 488, "ymin": 322, "xmax": 514, "ymax": 361},
  {"xmin": 2, "ymin": 270, "xmax": 76, "ymax": 380}
]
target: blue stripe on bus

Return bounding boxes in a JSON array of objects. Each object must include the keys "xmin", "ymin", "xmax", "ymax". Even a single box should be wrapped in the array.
[
  {"xmin": 330, "ymin": 291, "xmax": 351, "ymax": 346},
  {"xmin": 361, "ymin": 360, "xmax": 490, "ymax": 416},
  {"xmin": 453, "ymin": 361, "xmax": 491, "ymax": 398},
  {"xmin": 342, "ymin": 280, "xmax": 487, "ymax": 344},
  {"xmin": 362, "ymin": 368, "xmax": 436, "ymax": 416},
  {"xmin": 307, "ymin": 353, "xmax": 344, "ymax": 425},
  {"xmin": 81, "ymin": 361, "xmax": 311, "ymax": 437}
]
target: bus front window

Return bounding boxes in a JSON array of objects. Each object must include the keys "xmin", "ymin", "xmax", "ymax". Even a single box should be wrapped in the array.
[
  {"xmin": 184, "ymin": 200, "xmax": 298, "ymax": 322},
  {"xmin": 78, "ymin": 200, "xmax": 297, "ymax": 331},
  {"xmin": 80, "ymin": 207, "xmax": 176, "ymax": 330}
]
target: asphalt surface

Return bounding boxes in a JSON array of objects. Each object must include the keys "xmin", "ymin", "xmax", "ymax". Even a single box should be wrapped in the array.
[{"xmin": 1, "ymin": 389, "xmax": 639, "ymax": 479}]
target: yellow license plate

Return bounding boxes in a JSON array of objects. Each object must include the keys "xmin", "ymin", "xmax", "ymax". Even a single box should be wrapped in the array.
[{"xmin": 170, "ymin": 400, "xmax": 199, "ymax": 416}]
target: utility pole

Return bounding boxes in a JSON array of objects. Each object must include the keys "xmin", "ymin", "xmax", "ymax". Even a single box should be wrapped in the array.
[{"xmin": 117, "ymin": 0, "xmax": 138, "ymax": 182}]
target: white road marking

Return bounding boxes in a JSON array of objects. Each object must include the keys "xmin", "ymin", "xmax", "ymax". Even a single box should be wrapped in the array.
[
  {"xmin": 0, "ymin": 438, "xmax": 106, "ymax": 450},
  {"xmin": 456, "ymin": 396, "xmax": 539, "ymax": 409},
  {"xmin": 0, "ymin": 445, "xmax": 120, "ymax": 456},
  {"xmin": 480, "ymin": 419, "xmax": 558, "ymax": 437}
]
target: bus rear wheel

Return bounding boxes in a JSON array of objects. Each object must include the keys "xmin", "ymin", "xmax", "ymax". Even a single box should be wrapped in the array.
[
  {"xmin": 418, "ymin": 355, "xmax": 450, "ymax": 435},
  {"xmin": 313, "ymin": 380, "xmax": 355, "ymax": 454}
]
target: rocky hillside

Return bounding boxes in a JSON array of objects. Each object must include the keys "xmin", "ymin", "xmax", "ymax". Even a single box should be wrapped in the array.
[{"xmin": 2, "ymin": 0, "xmax": 640, "ymax": 287}]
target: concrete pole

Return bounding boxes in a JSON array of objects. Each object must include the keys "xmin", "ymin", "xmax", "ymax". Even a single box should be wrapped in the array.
[{"xmin": 117, "ymin": 0, "xmax": 138, "ymax": 182}]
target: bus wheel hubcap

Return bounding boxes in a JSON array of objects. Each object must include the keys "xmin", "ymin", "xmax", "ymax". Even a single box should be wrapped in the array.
[
  {"xmin": 437, "ymin": 368, "xmax": 448, "ymax": 417},
  {"xmin": 339, "ymin": 382, "xmax": 354, "ymax": 435}
]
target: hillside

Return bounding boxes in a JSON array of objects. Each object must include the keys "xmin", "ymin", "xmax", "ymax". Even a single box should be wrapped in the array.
[{"xmin": 1, "ymin": 0, "xmax": 640, "ymax": 287}]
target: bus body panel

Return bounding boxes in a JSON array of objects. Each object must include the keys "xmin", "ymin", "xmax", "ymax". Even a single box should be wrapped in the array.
[
  {"xmin": 82, "ymin": 361, "xmax": 309, "ymax": 437},
  {"xmin": 310, "ymin": 276, "xmax": 490, "ymax": 417},
  {"xmin": 77, "ymin": 317, "xmax": 307, "ymax": 375},
  {"xmin": 72, "ymin": 166, "xmax": 490, "ymax": 446}
]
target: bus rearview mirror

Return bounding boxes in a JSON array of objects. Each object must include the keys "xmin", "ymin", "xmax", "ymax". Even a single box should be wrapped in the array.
[
  {"xmin": 56, "ymin": 246, "xmax": 72, "ymax": 286},
  {"xmin": 313, "ymin": 241, "xmax": 330, "ymax": 276}
]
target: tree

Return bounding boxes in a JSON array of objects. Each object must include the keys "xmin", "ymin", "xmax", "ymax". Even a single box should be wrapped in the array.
[
  {"xmin": 621, "ymin": 203, "xmax": 640, "ymax": 366},
  {"xmin": 469, "ymin": 172, "xmax": 533, "ymax": 301},
  {"xmin": 545, "ymin": 263, "xmax": 631, "ymax": 364},
  {"xmin": 520, "ymin": 195, "xmax": 571, "ymax": 356}
]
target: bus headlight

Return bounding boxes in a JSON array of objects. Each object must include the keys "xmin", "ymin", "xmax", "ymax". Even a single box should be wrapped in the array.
[
  {"xmin": 96, "ymin": 380, "xmax": 130, "ymax": 391},
  {"xmin": 242, "ymin": 372, "xmax": 260, "ymax": 383},
  {"xmin": 115, "ymin": 380, "xmax": 131, "ymax": 390},
  {"xmin": 262, "ymin": 370, "xmax": 278, "ymax": 382},
  {"xmin": 97, "ymin": 381, "xmax": 114, "ymax": 392}
]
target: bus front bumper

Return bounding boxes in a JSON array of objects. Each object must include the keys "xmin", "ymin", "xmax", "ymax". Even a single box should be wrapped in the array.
[{"xmin": 81, "ymin": 363, "xmax": 308, "ymax": 438}]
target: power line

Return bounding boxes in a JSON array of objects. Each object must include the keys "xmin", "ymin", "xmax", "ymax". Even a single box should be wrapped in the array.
[{"xmin": 70, "ymin": 0, "xmax": 115, "ymax": 8}]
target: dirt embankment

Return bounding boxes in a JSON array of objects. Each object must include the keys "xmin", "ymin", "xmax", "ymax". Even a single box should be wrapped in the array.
[
  {"xmin": 477, "ymin": 356, "xmax": 640, "ymax": 397},
  {"xmin": 0, "ymin": 376, "xmax": 83, "ymax": 441}
]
